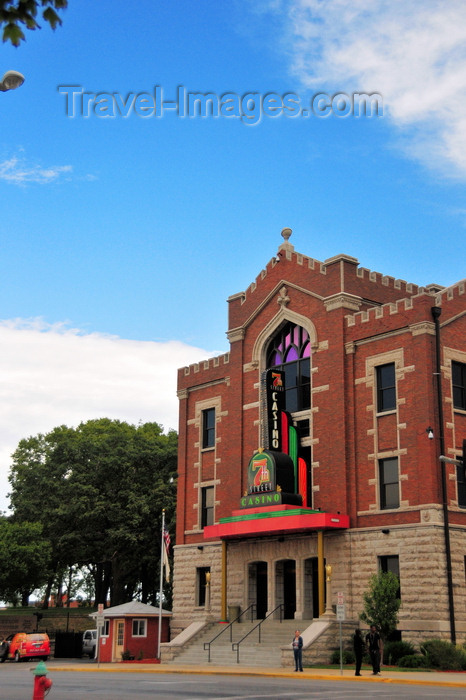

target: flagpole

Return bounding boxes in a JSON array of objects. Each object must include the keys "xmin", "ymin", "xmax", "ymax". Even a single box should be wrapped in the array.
[{"xmin": 157, "ymin": 509, "xmax": 165, "ymax": 659}]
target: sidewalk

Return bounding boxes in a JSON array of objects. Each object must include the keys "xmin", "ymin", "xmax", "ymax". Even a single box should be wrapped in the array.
[{"xmin": 47, "ymin": 660, "xmax": 466, "ymax": 688}]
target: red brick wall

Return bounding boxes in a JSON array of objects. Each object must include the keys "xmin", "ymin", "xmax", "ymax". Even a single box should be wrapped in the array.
[
  {"xmin": 176, "ymin": 252, "xmax": 466, "ymax": 544},
  {"xmin": 98, "ymin": 617, "xmax": 169, "ymax": 662}
]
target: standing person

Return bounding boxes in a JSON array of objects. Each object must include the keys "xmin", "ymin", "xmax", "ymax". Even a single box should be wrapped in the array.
[
  {"xmin": 292, "ymin": 630, "xmax": 303, "ymax": 672},
  {"xmin": 365, "ymin": 625, "xmax": 382, "ymax": 675},
  {"xmin": 353, "ymin": 629, "xmax": 364, "ymax": 676}
]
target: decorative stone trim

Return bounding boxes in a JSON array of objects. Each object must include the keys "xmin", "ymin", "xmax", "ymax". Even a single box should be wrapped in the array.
[
  {"xmin": 227, "ymin": 327, "xmax": 245, "ymax": 343},
  {"xmin": 323, "ymin": 292, "xmax": 363, "ymax": 312}
]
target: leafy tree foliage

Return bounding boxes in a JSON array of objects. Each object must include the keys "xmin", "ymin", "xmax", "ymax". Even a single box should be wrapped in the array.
[
  {"xmin": 0, "ymin": 517, "xmax": 51, "ymax": 605},
  {"xmin": 8, "ymin": 419, "xmax": 177, "ymax": 607},
  {"xmin": 0, "ymin": 1, "xmax": 67, "ymax": 46},
  {"xmin": 359, "ymin": 570, "xmax": 401, "ymax": 640}
]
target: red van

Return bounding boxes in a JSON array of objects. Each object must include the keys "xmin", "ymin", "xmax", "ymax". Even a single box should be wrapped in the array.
[{"xmin": 0, "ymin": 632, "xmax": 50, "ymax": 662}]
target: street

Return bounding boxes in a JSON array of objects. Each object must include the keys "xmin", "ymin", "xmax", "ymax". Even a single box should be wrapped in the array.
[{"xmin": 1, "ymin": 666, "xmax": 465, "ymax": 700}]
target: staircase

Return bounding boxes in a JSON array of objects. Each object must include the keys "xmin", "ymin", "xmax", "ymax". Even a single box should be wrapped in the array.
[{"xmin": 171, "ymin": 619, "xmax": 299, "ymax": 667}]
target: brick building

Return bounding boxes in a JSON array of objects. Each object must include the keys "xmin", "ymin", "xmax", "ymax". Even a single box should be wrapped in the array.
[{"xmin": 173, "ymin": 229, "xmax": 466, "ymax": 645}]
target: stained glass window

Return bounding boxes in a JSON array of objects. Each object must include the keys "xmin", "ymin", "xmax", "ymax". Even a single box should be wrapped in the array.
[{"xmin": 266, "ymin": 322, "xmax": 311, "ymax": 413}]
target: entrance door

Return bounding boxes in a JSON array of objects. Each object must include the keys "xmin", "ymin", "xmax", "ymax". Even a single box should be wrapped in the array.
[
  {"xmin": 276, "ymin": 559, "xmax": 296, "ymax": 619},
  {"xmin": 256, "ymin": 561, "xmax": 268, "ymax": 619},
  {"xmin": 113, "ymin": 620, "xmax": 125, "ymax": 662},
  {"xmin": 283, "ymin": 560, "xmax": 296, "ymax": 619},
  {"xmin": 248, "ymin": 561, "xmax": 268, "ymax": 619}
]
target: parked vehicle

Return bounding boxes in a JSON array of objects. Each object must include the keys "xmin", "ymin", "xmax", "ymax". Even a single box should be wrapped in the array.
[
  {"xmin": 82, "ymin": 629, "xmax": 97, "ymax": 658},
  {"xmin": 0, "ymin": 632, "xmax": 50, "ymax": 662}
]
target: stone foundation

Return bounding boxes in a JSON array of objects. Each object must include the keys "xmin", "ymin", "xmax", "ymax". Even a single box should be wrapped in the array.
[{"xmin": 172, "ymin": 521, "xmax": 466, "ymax": 644}]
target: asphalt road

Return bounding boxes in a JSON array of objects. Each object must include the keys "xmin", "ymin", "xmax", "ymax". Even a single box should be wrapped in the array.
[{"xmin": 1, "ymin": 668, "xmax": 466, "ymax": 700}]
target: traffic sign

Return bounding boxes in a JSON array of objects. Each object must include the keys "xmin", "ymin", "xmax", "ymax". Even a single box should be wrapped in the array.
[
  {"xmin": 337, "ymin": 592, "xmax": 344, "ymax": 604},
  {"xmin": 336, "ymin": 604, "xmax": 345, "ymax": 621}
]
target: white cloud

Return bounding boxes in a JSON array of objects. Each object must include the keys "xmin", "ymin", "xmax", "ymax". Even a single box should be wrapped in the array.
[
  {"xmin": 0, "ymin": 156, "xmax": 73, "ymax": 185},
  {"xmin": 273, "ymin": 0, "xmax": 466, "ymax": 176},
  {"xmin": 0, "ymin": 318, "xmax": 215, "ymax": 513}
]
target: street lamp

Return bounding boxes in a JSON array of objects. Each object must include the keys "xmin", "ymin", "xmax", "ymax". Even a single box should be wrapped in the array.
[{"xmin": 0, "ymin": 70, "xmax": 25, "ymax": 92}]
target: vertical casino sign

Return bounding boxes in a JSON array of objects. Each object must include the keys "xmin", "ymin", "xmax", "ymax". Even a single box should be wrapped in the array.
[{"xmin": 265, "ymin": 368, "xmax": 285, "ymax": 451}]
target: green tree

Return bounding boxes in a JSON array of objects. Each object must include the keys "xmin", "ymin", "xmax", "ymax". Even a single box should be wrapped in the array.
[
  {"xmin": 0, "ymin": 517, "xmax": 51, "ymax": 605},
  {"xmin": 8, "ymin": 419, "xmax": 177, "ymax": 607},
  {"xmin": 359, "ymin": 570, "xmax": 401, "ymax": 640},
  {"xmin": 0, "ymin": 0, "xmax": 67, "ymax": 46}
]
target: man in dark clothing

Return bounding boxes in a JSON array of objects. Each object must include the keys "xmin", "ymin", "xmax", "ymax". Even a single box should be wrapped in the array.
[
  {"xmin": 292, "ymin": 630, "xmax": 303, "ymax": 672},
  {"xmin": 365, "ymin": 625, "xmax": 382, "ymax": 675},
  {"xmin": 353, "ymin": 629, "xmax": 364, "ymax": 676}
]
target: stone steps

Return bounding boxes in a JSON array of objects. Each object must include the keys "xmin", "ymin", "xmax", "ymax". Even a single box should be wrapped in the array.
[{"xmin": 171, "ymin": 620, "xmax": 299, "ymax": 667}]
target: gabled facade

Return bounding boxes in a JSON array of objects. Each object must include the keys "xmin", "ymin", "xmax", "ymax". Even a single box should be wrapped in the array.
[{"xmin": 173, "ymin": 230, "xmax": 466, "ymax": 644}]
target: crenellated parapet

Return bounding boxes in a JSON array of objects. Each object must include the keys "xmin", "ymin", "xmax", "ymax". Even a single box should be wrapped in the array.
[
  {"xmin": 434, "ymin": 278, "xmax": 466, "ymax": 308},
  {"xmin": 355, "ymin": 265, "xmax": 421, "ymax": 296},
  {"xmin": 345, "ymin": 288, "xmax": 433, "ymax": 330},
  {"xmin": 228, "ymin": 231, "xmax": 431, "ymax": 331},
  {"xmin": 345, "ymin": 278, "xmax": 465, "ymax": 334},
  {"xmin": 178, "ymin": 352, "xmax": 230, "ymax": 383}
]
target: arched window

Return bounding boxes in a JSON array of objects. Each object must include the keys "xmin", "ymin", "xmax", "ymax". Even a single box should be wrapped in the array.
[{"xmin": 266, "ymin": 322, "xmax": 311, "ymax": 413}]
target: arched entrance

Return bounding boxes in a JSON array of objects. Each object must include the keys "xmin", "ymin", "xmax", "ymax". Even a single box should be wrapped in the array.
[
  {"xmin": 275, "ymin": 559, "xmax": 296, "ymax": 619},
  {"xmin": 248, "ymin": 561, "xmax": 268, "ymax": 619}
]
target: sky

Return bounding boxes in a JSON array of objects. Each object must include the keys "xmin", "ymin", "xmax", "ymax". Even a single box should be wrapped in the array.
[{"xmin": 0, "ymin": 0, "xmax": 465, "ymax": 512}]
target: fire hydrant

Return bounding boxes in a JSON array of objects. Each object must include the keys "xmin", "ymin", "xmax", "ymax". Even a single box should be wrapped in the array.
[{"xmin": 32, "ymin": 660, "xmax": 52, "ymax": 700}]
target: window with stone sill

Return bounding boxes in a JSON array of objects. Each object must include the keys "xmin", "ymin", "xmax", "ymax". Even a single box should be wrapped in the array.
[
  {"xmin": 379, "ymin": 555, "xmax": 401, "ymax": 598},
  {"xmin": 379, "ymin": 457, "xmax": 400, "ymax": 510},
  {"xmin": 201, "ymin": 485, "xmax": 214, "ymax": 528},
  {"xmin": 196, "ymin": 567, "xmax": 210, "ymax": 607},
  {"xmin": 457, "ymin": 462, "xmax": 466, "ymax": 508},
  {"xmin": 202, "ymin": 407, "xmax": 215, "ymax": 449},
  {"xmin": 376, "ymin": 363, "xmax": 396, "ymax": 413},
  {"xmin": 452, "ymin": 361, "xmax": 466, "ymax": 411}
]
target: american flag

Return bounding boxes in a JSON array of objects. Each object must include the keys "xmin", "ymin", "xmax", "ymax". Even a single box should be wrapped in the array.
[
  {"xmin": 163, "ymin": 525, "xmax": 171, "ymax": 583},
  {"xmin": 163, "ymin": 526, "xmax": 171, "ymax": 553}
]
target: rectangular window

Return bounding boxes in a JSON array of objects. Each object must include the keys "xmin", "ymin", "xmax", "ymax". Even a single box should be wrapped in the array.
[
  {"xmin": 452, "ymin": 361, "xmax": 466, "ymax": 410},
  {"xmin": 202, "ymin": 408, "xmax": 215, "ymax": 448},
  {"xmin": 201, "ymin": 486, "xmax": 214, "ymax": 528},
  {"xmin": 379, "ymin": 555, "xmax": 401, "ymax": 597},
  {"xmin": 100, "ymin": 620, "xmax": 110, "ymax": 636},
  {"xmin": 196, "ymin": 567, "xmax": 210, "ymax": 607},
  {"xmin": 379, "ymin": 457, "xmax": 400, "ymax": 509},
  {"xmin": 132, "ymin": 619, "xmax": 147, "ymax": 637},
  {"xmin": 376, "ymin": 363, "xmax": 396, "ymax": 412},
  {"xmin": 295, "ymin": 419, "xmax": 310, "ymax": 441},
  {"xmin": 457, "ymin": 463, "xmax": 466, "ymax": 508}
]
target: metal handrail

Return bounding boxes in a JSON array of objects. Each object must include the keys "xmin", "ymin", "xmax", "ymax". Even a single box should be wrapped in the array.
[
  {"xmin": 203, "ymin": 604, "xmax": 256, "ymax": 662},
  {"xmin": 232, "ymin": 603, "xmax": 284, "ymax": 664}
]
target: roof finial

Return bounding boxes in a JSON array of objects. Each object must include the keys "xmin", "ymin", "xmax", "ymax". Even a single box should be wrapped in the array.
[{"xmin": 278, "ymin": 227, "xmax": 294, "ymax": 254}]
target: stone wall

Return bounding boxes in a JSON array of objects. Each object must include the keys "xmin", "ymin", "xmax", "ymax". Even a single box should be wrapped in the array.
[
  {"xmin": 173, "ymin": 520, "xmax": 466, "ymax": 644},
  {"xmin": 0, "ymin": 616, "xmax": 35, "ymax": 637},
  {"xmin": 171, "ymin": 541, "xmax": 223, "ymax": 637}
]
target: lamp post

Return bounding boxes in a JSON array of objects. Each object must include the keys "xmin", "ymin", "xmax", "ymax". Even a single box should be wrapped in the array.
[
  {"xmin": 0, "ymin": 70, "xmax": 25, "ymax": 92},
  {"xmin": 205, "ymin": 571, "xmax": 211, "ymax": 612},
  {"xmin": 323, "ymin": 564, "xmax": 336, "ymax": 618}
]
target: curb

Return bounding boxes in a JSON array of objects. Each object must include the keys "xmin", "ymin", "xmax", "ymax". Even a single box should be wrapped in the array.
[{"xmin": 46, "ymin": 664, "xmax": 466, "ymax": 688}]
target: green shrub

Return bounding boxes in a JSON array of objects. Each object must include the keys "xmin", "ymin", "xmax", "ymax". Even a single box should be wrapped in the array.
[
  {"xmin": 398, "ymin": 654, "xmax": 430, "ymax": 668},
  {"xmin": 330, "ymin": 649, "xmax": 355, "ymax": 664},
  {"xmin": 421, "ymin": 639, "xmax": 466, "ymax": 671},
  {"xmin": 383, "ymin": 640, "xmax": 416, "ymax": 665}
]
